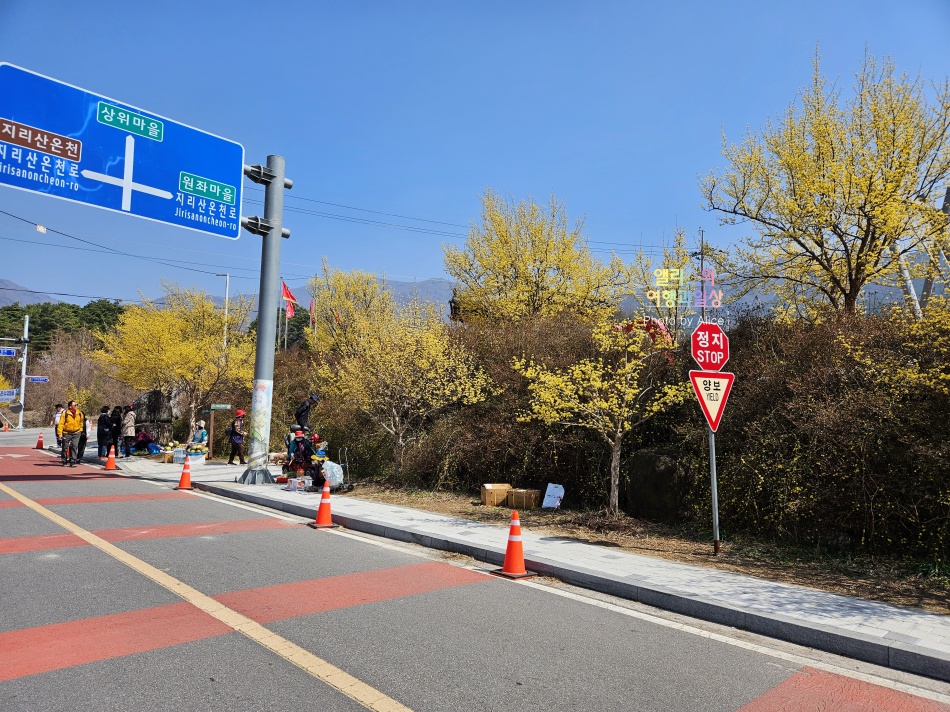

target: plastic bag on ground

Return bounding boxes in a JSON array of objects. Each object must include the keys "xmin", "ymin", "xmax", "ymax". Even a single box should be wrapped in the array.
[{"xmin": 323, "ymin": 461, "xmax": 344, "ymax": 488}]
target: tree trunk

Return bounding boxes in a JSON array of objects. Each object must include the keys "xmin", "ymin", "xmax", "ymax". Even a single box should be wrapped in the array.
[
  {"xmin": 188, "ymin": 397, "xmax": 197, "ymax": 439},
  {"xmin": 609, "ymin": 436, "xmax": 622, "ymax": 516},
  {"xmin": 393, "ymin": 432, "xmax": 406, "ymax": 479}
]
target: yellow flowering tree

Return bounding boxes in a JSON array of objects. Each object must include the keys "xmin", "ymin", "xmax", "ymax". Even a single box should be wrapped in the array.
[
  {"xmin": 318, "ymin": 298, "xmax": 490, "ymax": 475},
  {"xmin": 0, "ymin": 374, "xmax": 12, "ymax": 408},
  {"xmin": 92, "ymin": 284, "xmax": 255, "ymax": 432},
  {"xmin": 514, "ymin": 320, "xmax": 691, "ymax": 515},
  {"xmin": 304, "ymin": 258, "xmax": 394, "ymax": 356},
  {"xmin": 703, "ymin": 52, "xmax": 950, "ymax": 317},
  {"xmin": 845, "ymin": 297, "xmax": 950, "ymax": 396},
  {"xmin": 444, "ymin": 189, "xmax": 627, "ymax": 322}
]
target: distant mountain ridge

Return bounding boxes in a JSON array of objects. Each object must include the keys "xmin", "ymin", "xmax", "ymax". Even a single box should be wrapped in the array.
[
  {"xmin": 197, "ymin": 277, "xmax": 455, "ymax": 320},
  {"xmin": 0, "ymin": 279, "xmax": 61, "ymax": 307},
  {"xmin": 238, "ymin": 277, "xmax": 454, "ymax": 312}
]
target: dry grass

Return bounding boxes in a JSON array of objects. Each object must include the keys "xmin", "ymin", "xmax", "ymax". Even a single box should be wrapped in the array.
[{"xmin": 340, "ymin": 482, "xmax": 950, "ymax": 615}]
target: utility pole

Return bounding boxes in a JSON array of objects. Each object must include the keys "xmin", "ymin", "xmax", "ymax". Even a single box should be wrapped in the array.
[
  {"xmin": 17, "ymin": 314, "xmax": 29, "ymax": 430},
  {"xmin": 238, "ymin": 156, "xmax": 292, "ymax": 484},
  {"xmin": 698, "ymin": 228, "xmax": 705, "ymax": 323}
]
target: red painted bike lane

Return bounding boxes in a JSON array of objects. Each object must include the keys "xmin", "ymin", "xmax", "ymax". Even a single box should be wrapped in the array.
[{"xmin": 1, "ymin": 448, "xmax": 947, "ymax": 711}]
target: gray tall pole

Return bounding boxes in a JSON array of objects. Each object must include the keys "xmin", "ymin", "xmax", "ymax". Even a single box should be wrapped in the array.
[
  {"xmin": 215, "ymin": 272, "xmax": 230, "ymax": 351},
  {"xmin": 223, "ymin": 273, "xmax": 230, "ymax": 350},
  {"xmin": 17, "ymin": 314, "xmax": 28, "ymax": 429},
  {"xmin": 708, "ymin": 426, "xmax": 721, "ymax": 555},
  {"xmin": 238, "ymin": 155, "xmax": 292, "ymax": 484}
]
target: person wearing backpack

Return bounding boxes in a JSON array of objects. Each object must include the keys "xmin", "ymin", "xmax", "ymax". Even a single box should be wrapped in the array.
[
  {"xmin": 56, "ymin": 400, "xmax": 85, "ymax": 467},
  {"xmin": 227, "ymin": 409, "xmax": 247, "ymax": 465}
]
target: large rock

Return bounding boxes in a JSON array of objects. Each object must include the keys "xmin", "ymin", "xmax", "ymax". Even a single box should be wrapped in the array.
[
  {"xmin": 132, "ymin": 390, "xmax": 173, "ymax": 444},
  {"xmin": 623, "ymin": 448, "xmax": 690, "ymax": 521}
]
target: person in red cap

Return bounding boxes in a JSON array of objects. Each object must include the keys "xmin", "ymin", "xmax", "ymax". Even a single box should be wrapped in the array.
[
  {"xmin": 287, "ymin": 429, "xmax": 313, "ymax": 474},
  {"xmin": 227, "ymin": 409, "xmax": 247, "ymax": 465}
]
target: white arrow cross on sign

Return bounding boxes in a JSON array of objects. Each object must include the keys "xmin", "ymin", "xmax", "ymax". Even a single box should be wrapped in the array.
[{"xmin": 81, "ymin": 135, "xmax": 172, "ymax": 211}]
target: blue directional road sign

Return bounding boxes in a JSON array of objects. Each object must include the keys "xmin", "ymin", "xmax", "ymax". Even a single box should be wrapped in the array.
[
  {"xmin": 0, "ymin": 348, "xmax": 16, "ymax": 357},
  {"xmin": 0, "ymin": 64, "xmax": 244, "ymax": 239},
  {"xmin": 28, "ymin": 376, "xmax": 48, "ymax": 383}
]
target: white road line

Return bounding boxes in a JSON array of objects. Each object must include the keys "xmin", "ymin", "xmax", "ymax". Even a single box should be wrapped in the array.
[
  {"xmin": 0, "ymin": 482, "xmax": 412, "ymax": 712},
  {"xmin": 187, "ymin": 489, "xmax": 300, "ymax": 523},
  {"xmin": 86, "ymin": 471, "xmax": 950, "ymax": 703},
  {"xmin": 512, "ymin": 578, "xmax": 950, "ymax": 704}
]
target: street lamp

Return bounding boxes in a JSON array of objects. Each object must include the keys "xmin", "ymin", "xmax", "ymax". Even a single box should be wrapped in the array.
[{"xmin": 215, "ymin": 273, "xmax": 230, "ymax": 350}]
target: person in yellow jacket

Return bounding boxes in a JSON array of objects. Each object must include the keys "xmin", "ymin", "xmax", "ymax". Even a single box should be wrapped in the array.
[{"xmin": 56, "ymin": 400, "xmax": 85, "ymax": 467}]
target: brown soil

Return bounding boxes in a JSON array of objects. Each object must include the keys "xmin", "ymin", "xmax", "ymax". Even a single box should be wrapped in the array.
[{"xmin": 339, "ymin": 483, "xmax": 950, "ymax": 615}]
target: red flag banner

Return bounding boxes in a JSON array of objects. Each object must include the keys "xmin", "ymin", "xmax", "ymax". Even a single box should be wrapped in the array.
[
  {"xmin": 309, "ymin": 299, "xmax": 316, "ymax": 326},
  {"xmin": 281, "ymin": 281, "xmax": 298, "ymax": 304},
  {"xmin": 281, "ymin": 281, "xmax": 297, "ymax": 318}
]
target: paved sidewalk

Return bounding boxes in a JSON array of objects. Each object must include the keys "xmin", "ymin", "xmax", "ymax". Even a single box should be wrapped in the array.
[
  {"xmin": 104, "ymin": 457, "xmax": 950, "ymax": 682},
  {"xmin": 113, "ymin": 454, "xmax": 276, "ymax": 484}
]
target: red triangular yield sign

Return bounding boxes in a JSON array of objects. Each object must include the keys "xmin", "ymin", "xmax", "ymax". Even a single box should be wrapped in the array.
[{"xmin": 689, "ymin": 370, "xmax": 735, "ymax": 432}]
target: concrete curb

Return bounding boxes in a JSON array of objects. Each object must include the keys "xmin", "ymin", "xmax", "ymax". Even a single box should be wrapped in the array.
[{"xmin": 192, "ymin": 481, "xmax": 950, "ymax": 683}]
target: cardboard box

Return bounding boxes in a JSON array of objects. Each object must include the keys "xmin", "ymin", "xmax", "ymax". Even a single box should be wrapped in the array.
[
  {"xmin": 481, "ymin": 483, "xmax": 512, "ymax": 506},
  {"xmin": 507, "ymin": 488, "xmax": 541, "ymax": 509}
]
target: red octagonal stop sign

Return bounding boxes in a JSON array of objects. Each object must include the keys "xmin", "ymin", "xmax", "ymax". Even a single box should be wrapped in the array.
[{"xmin": 691, "ymin": 323, "xmax": 729, "ymax": 371}]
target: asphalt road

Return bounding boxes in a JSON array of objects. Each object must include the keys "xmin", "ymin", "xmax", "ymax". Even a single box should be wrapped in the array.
[{"xmin": 1, "ymin": 447, "xmax": 948, "ymax": 711}]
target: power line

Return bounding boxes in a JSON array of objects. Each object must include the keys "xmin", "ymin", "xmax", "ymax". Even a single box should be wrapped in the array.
[
  {"xmin": 0, "ymin": 286, "xmax": 142, "ymax": 303},
  {"xmin": 0, "ymin": 209, "xmax": 318, "ymax": 281},
  {"xmin": 0, "ymin": 209, "xmax": 237, "ymax": 278},
  {"xmin": 242, "ymin": 198, "xmax": 466, "ymax": 238},
  {"xmin": 244, "ymin": 185, "xmax": 468, "ymax": 228}
]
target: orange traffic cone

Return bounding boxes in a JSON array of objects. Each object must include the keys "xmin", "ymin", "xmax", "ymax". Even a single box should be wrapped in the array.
[
  {"xmin": 104, "ymin": 445, "xmax": 117, "ymax": 471},
  {"xmin": 35, "ymin": 432, "xmax": 44, "ymax": 449},
  {"xmin": 175, "ymin": 455, "xmax": 194, "ymax": 490},
  {"xmin": 2, "ymin": 422, "xmax": 8, "ymax": 432},
  {"xmin": 492, "ymin": 510, "xmax": 537, "ymax": 579},
  {"xmin": 308, "ymin": 481, "xmax": 337, "ymax": 529}
]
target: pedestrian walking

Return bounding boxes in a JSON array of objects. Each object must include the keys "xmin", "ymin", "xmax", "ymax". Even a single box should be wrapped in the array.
[
  {"xmin": 227, "ymin": 409, "xmax": 247, "ymax": 465},
  {"xmin": 56, "ymin": 400, "xmax": 85, "ymax": 467},
  {"xmin": 50, "ymin": 404, "xmax": 64, "ymax": 449},
  {"xmin": 96, "ymin": 406, "xmax": 112, "ymax": 457},
  {"xmin": 77, "ymin": 415, "xmax": 90, "ymax": 460},
  {"xmin": 109, "ymin": 406, "xmax": 123, "ymax": 456},
  {"xmin": 121, "ymin": 405, "xmax": 136, "ymax": 458}
]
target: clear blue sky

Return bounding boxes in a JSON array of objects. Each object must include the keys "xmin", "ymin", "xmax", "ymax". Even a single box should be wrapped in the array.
[{"xmin": 0, "ymin": 0, "xmax": 948, "ymax": 304}]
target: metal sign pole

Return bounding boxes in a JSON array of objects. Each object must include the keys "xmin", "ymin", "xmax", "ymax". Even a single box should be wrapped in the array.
[
  {"xmin": 708, "ymin": 425, "xmax": 721, "ymax": 555},
  {"xmin": 209, "ymin": 409, "xmax": 215, "ymax": 461},
  {"xmin": 17, "ymin": 315, "xmax": 28, "ymax": 429},
  {"xmin": 238, "ymin": 155, "xmax": 291, "ymax": 484}
]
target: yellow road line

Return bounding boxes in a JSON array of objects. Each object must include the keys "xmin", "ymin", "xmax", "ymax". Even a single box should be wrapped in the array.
[{"xmin": 0, "ymin": 481, "xmax": 412, "ymax": 712}]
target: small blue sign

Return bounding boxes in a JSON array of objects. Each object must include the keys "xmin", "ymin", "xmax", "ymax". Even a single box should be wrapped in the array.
[
  {"xmin": 28, "ymin": 376, "xmax": 48, "ymax": 383},
  {"xmin": 0, "ymin": 389, "xmax": 18, "ymax": 400},
  {"xmin": 0, "ymin": 64, "xmax": 244, "ymax": 239},
  {"xmin": 0, "ymin": 347, "xmax": 16, "ymax": 357}
]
